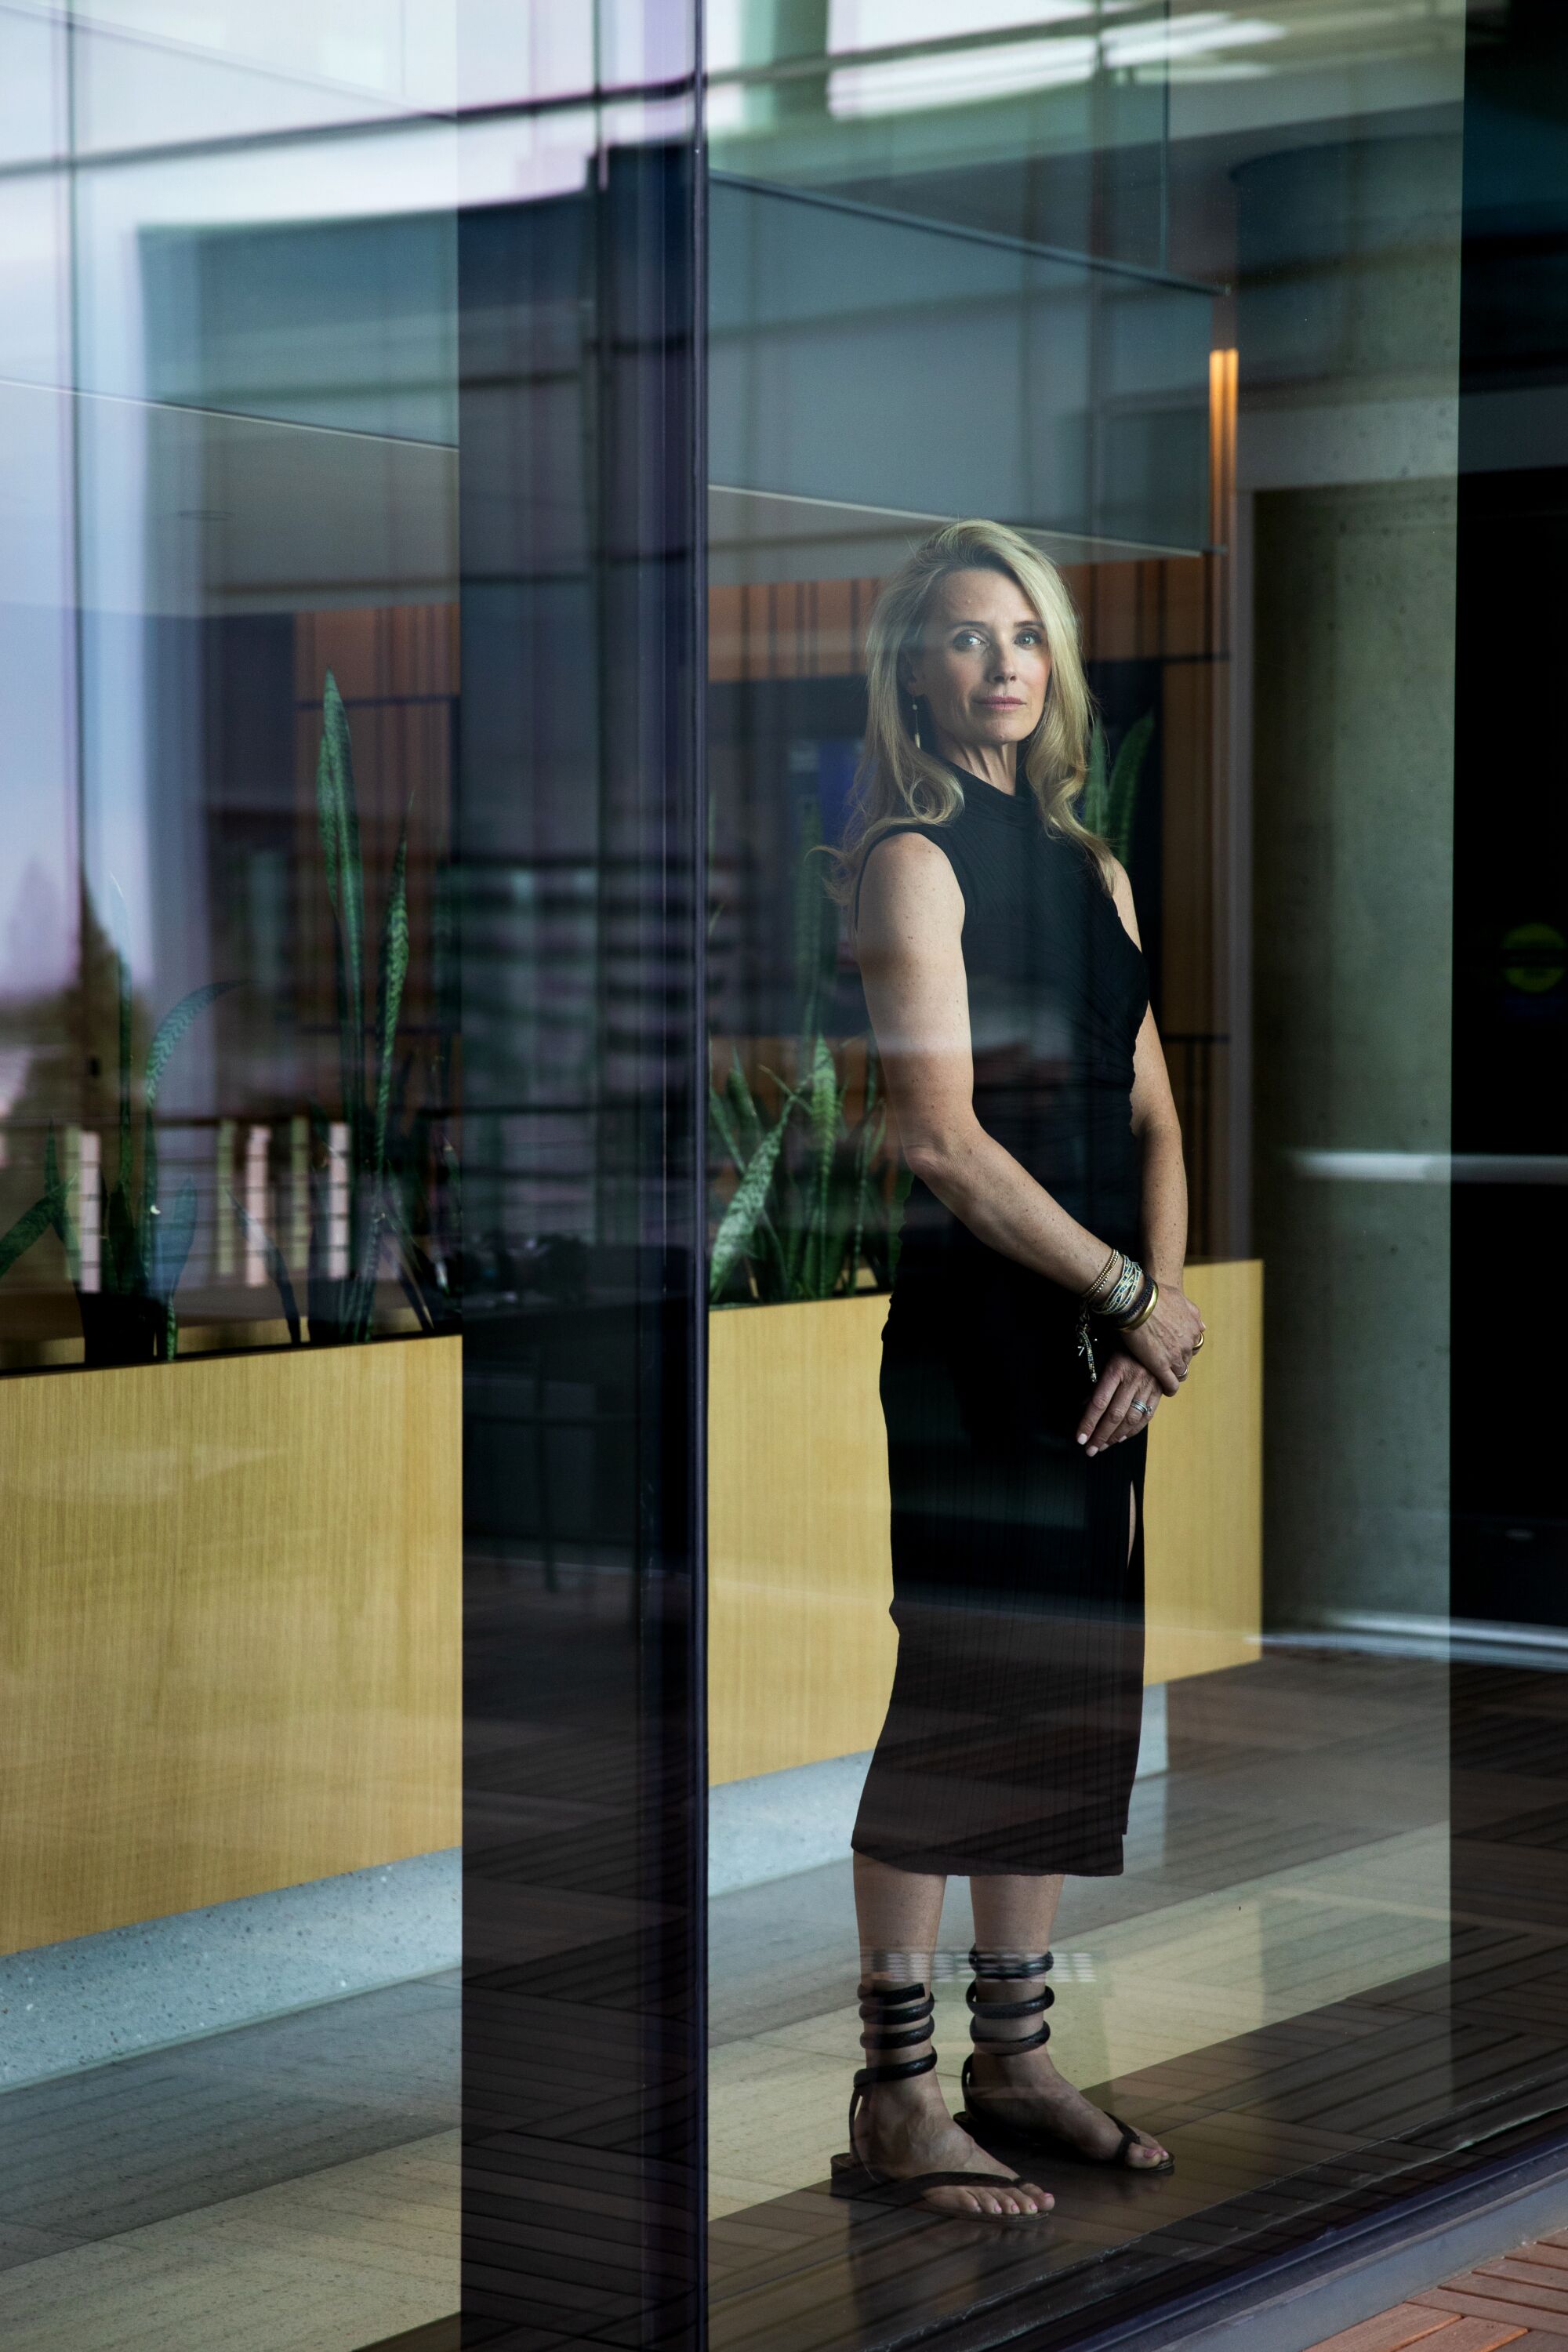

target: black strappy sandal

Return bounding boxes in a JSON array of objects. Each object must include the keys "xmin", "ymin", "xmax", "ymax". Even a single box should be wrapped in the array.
[
  {"xmin": 829, "ymin": 1979, "xmax": 1051, "ymax": 2221},
  {"xmin": 955, "ymin": 1946, "xmax": 1174, "ymax": 2177}
]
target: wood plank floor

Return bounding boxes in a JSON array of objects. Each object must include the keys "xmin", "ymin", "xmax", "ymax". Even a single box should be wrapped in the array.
[
  {"xmin": 704, "ymin": 1650, "xmax": 1568, "ymax": 2352},
  {"xmin": 13, "ymin": 1646, "xmax": 1568, "ymax": 2349},
  {"xmin": 710, "ymin": 1823, "xmax": 1450, "ymax": 2213},
  {"xmin": 710, "ymin": 1650, "xmax": 1454, "ymax": 2217},
  {"xmin": 1304, "ymin": 2225, "xmax": 1568, "ymax": 2350}
]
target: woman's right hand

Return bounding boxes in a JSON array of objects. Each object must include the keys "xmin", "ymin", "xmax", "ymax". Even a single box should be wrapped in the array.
[{"xmin": 1121, "ymin": 1284, "xmax": 1203, "ymax": 1395}]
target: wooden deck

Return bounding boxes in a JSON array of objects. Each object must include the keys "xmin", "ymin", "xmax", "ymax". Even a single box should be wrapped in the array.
[{"xmin": 1305, "ymin": 2229, "xmax": 1568, "ymax": 2350}]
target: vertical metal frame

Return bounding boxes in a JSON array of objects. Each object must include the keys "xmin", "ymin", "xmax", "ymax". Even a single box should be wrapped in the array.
[{"xmin": 456, "ymin": 11, "xmax": 707, "ymax": 2342}]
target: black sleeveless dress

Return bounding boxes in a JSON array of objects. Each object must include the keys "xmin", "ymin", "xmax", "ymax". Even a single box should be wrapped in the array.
[{"xmin": 850, "ymin": 763, "xmax": 1151, "ymax": 1878}]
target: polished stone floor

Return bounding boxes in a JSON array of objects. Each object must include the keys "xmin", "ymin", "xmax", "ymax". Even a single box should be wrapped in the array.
[{"xmin": 0, "ymin": 1971, "xmax": 459, "ymax": 2350}]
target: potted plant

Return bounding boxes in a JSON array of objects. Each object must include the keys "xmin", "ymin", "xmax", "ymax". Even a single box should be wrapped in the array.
[
  {"xmin": 236, "ymin": 672, "xmax": 457, "ymax": 1345},
  {"xmin": 0, "ymin": 950, "xmax": 227, "ymax": 1365}
]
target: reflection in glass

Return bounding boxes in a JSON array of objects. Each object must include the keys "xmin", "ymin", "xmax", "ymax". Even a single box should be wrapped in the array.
[
  {"xmin": 0, "ymin": 9, "xmax": 461, "ymax": 2344},
  {"xmin": 702, "ymin": 1, "xmax": 1484, "ymax": 2341}
]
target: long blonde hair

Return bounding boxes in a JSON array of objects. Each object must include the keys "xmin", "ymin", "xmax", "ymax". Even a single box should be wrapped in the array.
[{"xmin": 829, "ymin": 518, "xmax": 1111, "ymax": 912}]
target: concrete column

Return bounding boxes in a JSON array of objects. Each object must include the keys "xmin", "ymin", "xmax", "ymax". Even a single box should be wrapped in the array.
[
  {"xmin": 1240, "ymin": 129, "xmax": 1461, "ymax": 1634},
  {"xmin": 1253, "ymin": 477, "xmax": 1456, "ymax": 1631}
]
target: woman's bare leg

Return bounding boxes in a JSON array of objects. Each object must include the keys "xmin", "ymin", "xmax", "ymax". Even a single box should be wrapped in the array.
[
  {"xmin": 851, "ymin": 1853, "xmax": 1051, "ymax": 2215},
  {"xmin": 967, "ymin": 1488, "xmax": 1167, "ymax": 2167},
  {"xmin": 966, "ymin": 1893, "xmax": 1167, "ymax": 2165}
]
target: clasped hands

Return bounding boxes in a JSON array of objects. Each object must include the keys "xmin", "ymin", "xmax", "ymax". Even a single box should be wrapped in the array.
[{"xmin": 1076, "ymin": 1286, "xmax": 1205, "ymax": 1457}]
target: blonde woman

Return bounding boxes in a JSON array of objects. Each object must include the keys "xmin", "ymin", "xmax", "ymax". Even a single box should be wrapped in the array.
[{"xmin": 829, "ymin": 522, "xmax": 1203, "ymax": 2223}]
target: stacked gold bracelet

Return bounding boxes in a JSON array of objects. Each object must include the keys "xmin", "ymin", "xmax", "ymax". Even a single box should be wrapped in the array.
[
  {"xmin": 1080, "ymin": 1248, "xmax": 1159, "ymax": 1330},
  {"xmin": 1120, "ymin": 1277, "xmax": 1160, "ymax": 1330},
  {"xmin": 1076, "ymin": 1248, "xmax": 1159, "ymax": 1384}
]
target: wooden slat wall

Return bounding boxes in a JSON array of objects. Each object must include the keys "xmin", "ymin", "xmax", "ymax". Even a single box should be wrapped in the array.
[
  {"xmin": 708, "ymin": 558, "xmax": 1225, "ymax": 683},
  {"xmin": 0, "ymin": 1336, "xmax": 461, "ymax": 1956},
  {"xmin": 709, "ymin": 578, "xmax": 880, "ymax": 683}
]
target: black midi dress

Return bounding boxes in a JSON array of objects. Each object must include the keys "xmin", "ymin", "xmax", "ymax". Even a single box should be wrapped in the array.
[{"xmin": 849, "ymin": 762, "xmax": 1152, "ymax": 1879}]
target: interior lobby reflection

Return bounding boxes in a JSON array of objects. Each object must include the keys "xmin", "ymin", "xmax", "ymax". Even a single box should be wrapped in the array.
[
  {"xmin": 0, "ymin": 9, "xmax": 463, "ymax": 2346},
  {"xmin": 700, "ymin": 3, "xmax": 1568, "ymax": 2343}
]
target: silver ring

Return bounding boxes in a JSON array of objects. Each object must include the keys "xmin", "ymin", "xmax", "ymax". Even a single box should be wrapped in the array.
[{"xmin": 1131, "ymin": 1399, "xmax": 1154, "ymax": 1417}]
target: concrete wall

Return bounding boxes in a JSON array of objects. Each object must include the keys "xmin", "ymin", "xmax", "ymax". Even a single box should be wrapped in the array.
[
  {"xmin": 1253, "ymin": 477, "xmax": 1456, "ymax": 1630},
  {"xmin": 1241, "ymin": 130, "xmax": 1461, "ymax": 1634}
]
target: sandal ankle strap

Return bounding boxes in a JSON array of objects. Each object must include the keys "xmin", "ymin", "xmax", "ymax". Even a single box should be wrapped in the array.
[
  {"xmin": 966, "ymin": 1948, "xmax": 1053, "ymax": 2053},
  {"xmin": 966, "ymin": 1980, "xmax": 1054, "ymax": 2020},
  {"xmin": 852, "ymin": 2049, "xmax": 938, "ymax": 2091},
  {"xmin": 967, "ymin": 1947, "xmax": 1053, "ymax": 1980},
  {"xmin": 855, "ymin": 1979, "xmax": 935, "ymax": 2054},
  {"xmin": 847, "ymin": 1987, "xmax": 939, "ymax": 2147},
  {"xmin": 967, "ymin": 2019, "xmax": 1052, "ymax": 2056}
]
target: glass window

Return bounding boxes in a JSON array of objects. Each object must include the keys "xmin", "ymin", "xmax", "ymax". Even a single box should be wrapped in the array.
[
  {"xmin": 15, "ymin": 2, "xmax": 1568, "ymax": 2343},
  {"xmin": 699, "ymin": 5, "xmax": 1560, "ymax": 2347},
  {"xmin": 0, "ymin": 9, "xmax": 461, "ymax": 2343}
]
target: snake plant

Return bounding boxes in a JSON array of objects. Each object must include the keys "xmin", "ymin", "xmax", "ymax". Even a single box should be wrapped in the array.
[
  {"xmin": 1080, "ymin": 710, "xmax": 1154, "ymax": 866},
  {"xmin": 238, "ymin": 670, "xmax": 452, "ymax": 1346},
  {"xmin": 710, "ymin": 809, "xmax": 908, "ymax": 1306},
  {"xmin": 0, "ymin": 953, "xmax": 228, "ymax": 1362}
]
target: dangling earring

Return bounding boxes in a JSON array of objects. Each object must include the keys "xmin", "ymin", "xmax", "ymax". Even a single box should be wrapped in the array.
[{"xmin": 910, "ymin": 696, "xmax": 924, "ymax": 750}]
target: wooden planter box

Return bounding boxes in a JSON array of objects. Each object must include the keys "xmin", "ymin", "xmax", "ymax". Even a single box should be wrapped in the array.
[
  {"xmin": 708, "ymin": 1265, "xmax": 1262, "ymax": 1787},
  {"xmin": 0, "ymin": 1336, "xmax": 461, "ymax": 1957}
]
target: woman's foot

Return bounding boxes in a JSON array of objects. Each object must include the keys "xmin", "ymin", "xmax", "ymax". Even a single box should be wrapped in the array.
[
  {"xmin": 853, "ymin": 2075, "xmax": 1054, "ymax": 2216},
  {"xmin": 967, "ymin": 2045, "xmax": 1169, "ymax": 2168}
]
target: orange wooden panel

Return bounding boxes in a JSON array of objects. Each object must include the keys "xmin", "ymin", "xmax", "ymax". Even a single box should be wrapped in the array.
[
  {"xmin": 1399, "ymin": 2328, "xmax": 1521, "ymax": 2351},
  {"xmin": 296, "ymin": 604, "xmax": 459, "ymax": 706},
  {"xmin": 1477, "ymin": 2258, "xmax": 1568, "ymax": 2306},
  {"xmin": 1087, "ymin": 560, "xmax": 1138, "ymax": 660},
  {"xmin": 813, "ymin": 575, "xmax": 862, "ymax": 674},
  {"xmin": 296, "ymin": 606, "xmax": 383, "ymax": 703},
  {"xmin": 1058, "ymin": 561, "xmax": 1091, "ymax": 647},
  {"xmin": 1417, "ymin": 2282, "xmax": 1567, "ymax": 2327},
  {"xmin": 709, "ymin": 583, "xmax": 746, "ymax": 682},
  {"xmin": 1162, "ymin": 556, "xmax": 1210, "ymax": 659},
  {"xmin": 1468, "ymin": 2264, "xmax": 1568, "ymax": 2314},
  {"xmin": 709, "ymin": 574, "xmax": 881, "ymax": 681},
  {"xmin": 1137, "ymin": 559, "xmax": 1164, "ymax": 651},
  {"xmin": 1298, "ymin": 2308, "xmax": 1459, "ymax": 2352}
]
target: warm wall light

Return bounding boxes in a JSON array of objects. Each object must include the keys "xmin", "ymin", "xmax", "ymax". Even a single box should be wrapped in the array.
[{"xmin": 1210, "ymin": 345, "xmax": 1238, "ymax": 549}]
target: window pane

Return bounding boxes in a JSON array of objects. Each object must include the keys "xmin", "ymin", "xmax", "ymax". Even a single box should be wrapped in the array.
[
  {"xmin": 0, "ymin": 11, "xmax": 463, "ymax": 2345},
  {"xmin": 698, "ymin": 4, "xmax": 1544, "ymax": 2346}
]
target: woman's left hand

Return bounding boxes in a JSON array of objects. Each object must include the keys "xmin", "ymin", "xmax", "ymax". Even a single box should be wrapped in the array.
[{"xmin": 1076, "ymin": 1351, "xmax": 1163, "ymax": 1456}]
